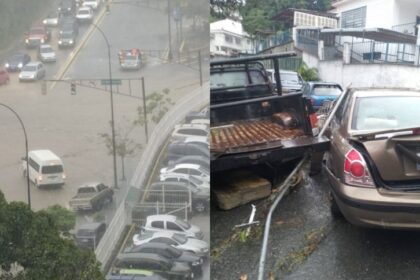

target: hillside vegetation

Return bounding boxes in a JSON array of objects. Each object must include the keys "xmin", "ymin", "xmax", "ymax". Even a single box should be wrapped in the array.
[{"xmin": 0, "ymin": 0, "xmax": 55, "ymax": 50}]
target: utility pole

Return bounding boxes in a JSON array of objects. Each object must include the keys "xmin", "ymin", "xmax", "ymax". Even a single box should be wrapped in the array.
[{"xmin": 167, "ymin": 0, "xmax": 173, "ymax": 61}]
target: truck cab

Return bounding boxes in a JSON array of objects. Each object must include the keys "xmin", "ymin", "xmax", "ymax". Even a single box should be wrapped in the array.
[{"xmin": 118, "ymin": 48, "xmax": 142, "ymax": 70}]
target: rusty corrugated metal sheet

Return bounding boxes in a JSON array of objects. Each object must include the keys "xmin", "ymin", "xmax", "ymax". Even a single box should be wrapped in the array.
[{"xmin": 211, "ymin": 119, "xmax": 304, "ymax": 151}]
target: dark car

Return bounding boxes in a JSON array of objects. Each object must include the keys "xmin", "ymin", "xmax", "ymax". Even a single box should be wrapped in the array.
[
  {"xmin": 113, "ymin": 253, "xmax": 194, "ymax": 279},
  {"xmin": 126, "ymin": 243, "xmax": 203, "ymax": 275},
  {"xmin": 58, "ymin": 30, "xmax": 76, "ymax": 48},
  {"xmin": 4, "ymin": 53, "xmax": 31, "ymax": 72},
  {"xmin": 325, "ymin": 88, "xmax": 420, "ymax": 229},
  {"xmin": 165, "ymin": 142, "xmax": 209, "ymax": 164},
  {"xmin": 58, "ymin": 0, "xmax": 76, "ymax": 15},
  {"xmin": 302, "ymin": 82, "xmax": 343, "ymax": 110},
  {"xmin": 59, "ymin": 17, "xmax": 79, "ymax": 36},
  {"xmin": 74, "ymin": 222, "xmax": 106, "ymax": 249}
]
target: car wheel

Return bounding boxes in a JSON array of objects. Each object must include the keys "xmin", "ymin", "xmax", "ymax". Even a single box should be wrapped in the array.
[
  {"xmin": 330, "ymin": 192, "xmax": 343, "ymax": 218},
  {"xmin": 193, "ymin": 201, "xmax": 206, "ymax": 213}
]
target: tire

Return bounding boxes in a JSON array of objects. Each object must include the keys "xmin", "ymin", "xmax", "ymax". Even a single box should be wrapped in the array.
[
  {"xmin": 330, "ymin": 192, "xmax": 343, "ymax": 218},
  {"xmin": 193, "ymin": 201, "xmax": 207, "ymax": 213}
]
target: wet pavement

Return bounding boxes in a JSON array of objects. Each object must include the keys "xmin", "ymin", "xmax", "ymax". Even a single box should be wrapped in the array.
[{"xmin": 211, "ymin": 165, "xmax": 420, "ymax": 280}]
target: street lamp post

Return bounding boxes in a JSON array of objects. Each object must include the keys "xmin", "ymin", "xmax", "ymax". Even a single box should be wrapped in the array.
[
  {"xmin": 0, "ymin": 103, "xmax": 31, "ymax": 209},
  {"xmin": 90, "ymin": 22, "xmax": 119, "ymax": 190},
  {"xmin": 167, "ymin": 0, "xmax": 173, "ymax": 61}
]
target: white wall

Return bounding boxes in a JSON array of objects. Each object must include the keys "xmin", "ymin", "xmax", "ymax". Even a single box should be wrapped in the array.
[{"xmin": 394, "ymin": 1, "xmax": 420, "ymax": 26}]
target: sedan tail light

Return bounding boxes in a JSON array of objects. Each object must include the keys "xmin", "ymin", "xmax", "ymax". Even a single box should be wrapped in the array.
[{"xmin": 344, "ymin": 148, "xmax": 374, "ymax": 187}]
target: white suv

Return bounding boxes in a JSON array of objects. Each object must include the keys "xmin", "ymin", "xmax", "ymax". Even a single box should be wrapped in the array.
[
  {"xmin": 171, "ymin": 124, "xmax": 208, "ymax": 140},
  {"xmin": 82, "ymin": 0, "xmax": 101, "ymax": 10}
]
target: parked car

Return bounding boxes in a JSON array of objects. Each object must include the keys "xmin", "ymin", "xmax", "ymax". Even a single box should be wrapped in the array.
[
  {"xmin": 189, "ymin": 119, "xmax": 209, "ymax": 126},
  {"xmin": 182, "ymin": 136, "xmax": 209, "ymax": 147},
  {"xmin": 76, "ymin": 6, "xmax": 94, "ymax": 22},
  {"xmin": 38, "ymin": 44, "xmax": 56, "ymax": 63},
  {"xmin": 4, "ymin": 53, "xmax": 31, "ymax": 72},
  {"xmin": 18, "ymin": 62, "xmax": 45, "ymax": 82},
  {"xmin": 142, "ymin": 215, "xmax": 204, "ymax": 239},
  {"xmin": 25, "ymin": 26, "xmax": 51, "ymax": 48},
  {"xmin": 302, "ymin": 82, "xmax": 343, "ymax": 110},
  {"xmin": 74, "ymin": 222, "xmax": 106, "ymax": 250},
  {"xmin": 0, "ymin": 69, "xmax": 10, "ymax": 85},
  {"xmin": 126, "ymin": 243, "xmax": 203, "ymax": 275},
  {"xmin": 185, "ymin": 109, "xmax": 209, "ymax": 123},
  {"xmin": 147, "ymin": 181, "xmax": 209, "ymax": 213},
  {"xmin": 43, "ymin": 12, "xmax": 60, "ymax": 27},
  {"xmin": 159, "ymin": 173, "xmax": 209, "ymax": 190},
  {"xmin": 266, "ymin": 69, "xmax": 304, "ymax": 94},
  {"xmin": 83, "ymin": 0, "xmax": 102, "ymax": 10},
  {"xmin": 160, "ymin": 164, "xmax": 209, "ymax": 183},
  {"xmin": 171, "ymin": 124, "xmax": 208, "ymax": 140},
  {"xmin": 324, "ymin": 88, "xmax": 420, "ymax": 229},
  {"xmin": 169, "ymin": 156, "xmax": 209, "ymax": 171},
  {"xmin": 132, "ymin": 231, "xmax": 209, "ymax": 257},
  {"xmin": 69, "ymin": 182, "xmax": 114, "ymax": 211},
  {"xmin": 165, "ymin": 142, "xmax": 209, "ymax": 164},
  {"xmin": 113, "ymin": 253, "xmax": 193, "ymax": 280},
  {"xmin": 58, "ymin": 30, "xmax": 76, "ymax": 48}
]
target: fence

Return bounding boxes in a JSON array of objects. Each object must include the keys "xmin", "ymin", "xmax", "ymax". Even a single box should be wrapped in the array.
[
  {"xmin": 392, "ymin": 22, "xmax": 417, "ymax": 35},
  {"xmin": 131, "ymin": 201, "xmax": 190, "ymax": 225},
  {"xmin": 254, "ymin": 30, "xmax": 292, "ymax": 53},
  {"xmin": 349, "ymin": 41, "xmax": 415, "ymax": 64},
  {"xmin": 296, "ymin": 29, "xmax": 320, "ymax": 57},
  {"xmin": 94, "ymin": 83, "xmax": 209, "ymax": 270}
]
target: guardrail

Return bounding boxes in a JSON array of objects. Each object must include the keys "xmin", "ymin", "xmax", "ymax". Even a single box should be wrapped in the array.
[{"xmin": 94, "ymin": 83, "xmax": 209, "ymax": 271}]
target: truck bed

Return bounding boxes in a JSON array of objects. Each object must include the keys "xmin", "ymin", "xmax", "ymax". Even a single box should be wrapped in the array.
[{"xmin": 211, "ymin": 119, "xmax": 304, "ymax": 152}]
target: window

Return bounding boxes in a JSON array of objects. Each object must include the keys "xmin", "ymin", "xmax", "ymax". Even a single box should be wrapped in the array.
[
  {"xmin": 28, "ymin": 158, "xmax": 40, "ymax": 171},
  {"xmin": 152, "ymin": 237, "xmax": 176, "ymax": 245},
  {"xmin": 235, "ymin": 37, "xmax": 241, "ymax": 45},
  {"xmin": 97, "ymin": 184, "xmax": 107, "ymax": 191},
  {"xmin": 225, "ymin": 34, "xmax": 233, "ymax": 43},
  {"xmin": 341, "ymin": 6, "xmax": 366, "ymax": 28},
  {"xmin": 41, "ymin": 165, "xmax": 63, "ymax": 174},
  {"xmin": 151, "ymin": 221, "xmax": 164, "ymax": 229},
  {"xmin": 312, "ymin": 85, "xmax": 342, "ymax": 96},
  {"xmin": 167, "ymin": 222, "xmax": 183, "ymax": 231},
  {"xmin": 189, "ymin": 169, "xmax": 201, "ymax": 175}
]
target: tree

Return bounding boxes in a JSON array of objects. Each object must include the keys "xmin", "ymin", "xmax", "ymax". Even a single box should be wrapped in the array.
[
  {"xmin": 210, "ymin": 0, "xmax": 243, "ymax": 21},
  {"xmin": 99, "ymin": 120, "xmax": 142, "ymax": 181},
  {"xmin": 297, "ymin": 62, "xmax": 320, "ymax": 81},
  {"xmin": 0, "ymin": 191, "xmax": 104, "ymax": 280},
  {"xmin": 134, "ymin": 88, "xmax": 175, "ymax": 127},
  {"xmin": 43, "ymin": 205, "xmax": 76, "ymax": 235}
]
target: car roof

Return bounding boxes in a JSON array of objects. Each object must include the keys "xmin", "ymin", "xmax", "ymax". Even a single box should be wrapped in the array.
[
  {"xmin": 29, "ymin": 149, "xmax": 60, "ymax": 161},
  {"xmin": 172, "ymin": 163, "xmax": 201, "ymax": 169},
  {"xmin": 307, "ymin": 81, "xmax": 341, "ymax": 86},
  {"xmin": 25, "ymin": 62, "xmax": 42, "ymax": 66},
  {"xmin": 117, "ymin": 253, "xmax": 169, "ymax": 263},
  {"xmin": 147, "ymin": 214, "xmax": 177, "ymax": 222},
  {"xmin": 40, "ymin": 44, "xmax": 52, "ymax": 48},
  {"xmin": 131, "ymin": 242, "xmax": 172, "ymax": 251},
  {"xmin": 174, "ymin": 124, "xmax": 208, "ymax": 130},
  {"xmin": 80, "ymin": 182, "xmax": 102, "ymax": 187}
]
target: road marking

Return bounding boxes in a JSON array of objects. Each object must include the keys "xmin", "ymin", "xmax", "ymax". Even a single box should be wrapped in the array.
[{"xmin": 49, "ymin": 2, "xmax": 112, "ymax": 91}]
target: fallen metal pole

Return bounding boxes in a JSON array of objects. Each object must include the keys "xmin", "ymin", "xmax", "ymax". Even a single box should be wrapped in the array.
[{"xmin": 257, "ymin": 155, "xmax": 309, "ymax": 280}]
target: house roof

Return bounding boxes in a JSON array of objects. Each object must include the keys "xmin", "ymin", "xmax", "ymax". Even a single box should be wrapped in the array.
[
  {"xmin": 272, "ymin": 8, "xmax": 338, "ymax": 23},
  {"xmin": 320, "ymin": 28, "xmax": 417, "ymax": 44},
  {"xmin": 210, "ymin": 18, "xmax": 249, "ymax": 37}
]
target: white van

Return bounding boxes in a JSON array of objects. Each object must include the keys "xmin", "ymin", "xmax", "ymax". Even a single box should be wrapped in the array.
[{"xmin": 22, "ymin": 150, "xmax": 65, "ymax": 187}]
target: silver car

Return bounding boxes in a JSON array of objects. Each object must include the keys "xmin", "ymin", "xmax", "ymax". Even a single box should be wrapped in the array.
[
  {"xmin": 38, "ymin": 44, "xmax": 56, "ymax": 62},
  {"xmin": 19, "ymin": 62, "xmax": 46, "ymax": 82}
]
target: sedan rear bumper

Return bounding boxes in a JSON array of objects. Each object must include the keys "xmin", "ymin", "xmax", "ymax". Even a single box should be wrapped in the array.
[{"xmin": 325, "ymin": 165, "xmax": 420, "ymax": 229}]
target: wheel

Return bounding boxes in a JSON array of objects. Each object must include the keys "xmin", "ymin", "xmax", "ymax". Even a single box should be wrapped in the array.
[
  {"xmin": 330, "ymin": 192, "xmax": 343, "ymax": 218},
  {"xmin": 193, "ymin": 201, "xmax": 207, "ymax": 213}
]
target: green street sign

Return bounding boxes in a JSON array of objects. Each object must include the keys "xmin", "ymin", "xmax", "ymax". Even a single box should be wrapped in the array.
[{"xmin": 101, "ymin": 79, "xmax": 122, "ymax": 85}]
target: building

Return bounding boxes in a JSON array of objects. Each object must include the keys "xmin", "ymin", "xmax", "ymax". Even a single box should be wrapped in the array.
[{"xmin": 210, "ymin": 19, "xmax": 254, "ymax": 57}]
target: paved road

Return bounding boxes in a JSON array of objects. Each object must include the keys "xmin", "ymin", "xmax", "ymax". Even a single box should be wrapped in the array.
[{"xmin": 211, "ymin": 166, "xmax": 420, "ymax": 280}]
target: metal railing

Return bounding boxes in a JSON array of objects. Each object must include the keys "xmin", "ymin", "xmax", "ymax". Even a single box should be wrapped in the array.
[
  {"xmin": 296, "ymin": 32, "xmax": 319, "ymax": 56},
  {"xmin": 392, "ymin": 22, "xmax": 417, "ymax": 35},
  {"xmin": 350, "ymin": 41, "xmax": 415, "ymax": 64},
  {"xmin": 254, "ymin": 30, "xmax": 292, "ymax": 53}
]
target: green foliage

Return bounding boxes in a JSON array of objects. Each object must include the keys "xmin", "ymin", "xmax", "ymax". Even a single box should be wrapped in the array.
[
  {"xmin": 99, "ymin": 122, "xmax": 142, "ymax": 159},
  {"xmin": 135, "ymin": 88, "xmax": 175, "ymax": 126},
  {"xmin": 240, "ymin": 0, "xmax": 332, "ymax": 35},
  {"xmin": 0, "ymin": 192, "xmax": 104, "ymax": 280},
  {"xmin": 0, "ymin": 0, "xmax": 55, "ymax": 49},
  {"xmin": 42, "ymin": 205, "xmax": 76, "ymax": 234},
  {"xmin": 297, "ymin": 63, "xmax": 320, "ymax": 81},
  {"xmin": 210, "ymin": 0, "xmax": 243, "ymax": 20}
]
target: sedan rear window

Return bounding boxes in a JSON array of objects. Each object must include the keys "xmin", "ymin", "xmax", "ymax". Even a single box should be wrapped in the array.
[
  {"xmin": 312, "ymin": 85, "xmax": 342, "ymax": 96},
  {"xmin": 352, "ymin": 96, "xmax": 420, "ymax": 131}
]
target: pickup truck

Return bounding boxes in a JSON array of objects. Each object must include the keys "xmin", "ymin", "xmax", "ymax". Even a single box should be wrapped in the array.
[
  {"xmin": 69, "ymin": 182, "xmax": 114, "ymax": 211},
  {"xmin": 25, "ymin": 26, "xmax": 51, "ymax": 48},
  {"xmin": 210, "ymin": 53, "xmax": 330, "ymax": 172}
]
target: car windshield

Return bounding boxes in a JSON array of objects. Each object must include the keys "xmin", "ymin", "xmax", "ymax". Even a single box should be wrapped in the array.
[
  {"xmin": 124, "ymin": 56, "xmax": 138, "ymax": 60},
  {"xmin": 189, "ymin": 176, "xmax": 202, "ymax": 185},
  {"xmin": 312, "ymin": 85, "xmax": 342, "ymax": 96},
  {"xmin": 176, "ymin": 219, "xmax": 191, "ymax": 229},
  {"xmin": 22, "ymin": 65, "xmax": 37, "ymax": 71},
  {"xmin": 10, "ymin": 54, "xmax": 24, "ymax": 62},
  {"xmin": 352, "ymin": 96, "xmax": 420, "ymax": 131},
  {"xmin": 281, "ymin": 73, "xmax": 301, "ymax": 84},
  {"xmin": 78, "ymin": 186, "xmax": 95, "ymax": 193},
  {"xmin": 172, "ymin": 234, "xmax": 187, "ymax": 244},
  {"xmin": 211, "ymin": 70, "xmax": 266, "ymax": 89},
  {"xmin": 41, "ymin": 47, "xmax": 53, "ymax": 53},
  {"xmin": 30, "ymin": 29, "xmax": 44, "ymax": 35},
  {"xmin": 139, "ymin": 231, "xmax": 154, "ymax": 240},
  {"xmin": 78, "ymin": 10, "xmax": 90, "ymax": 15},
  {"xmin": 61, "ymin": 33, "xmax": 73, "ymax": 39}
]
